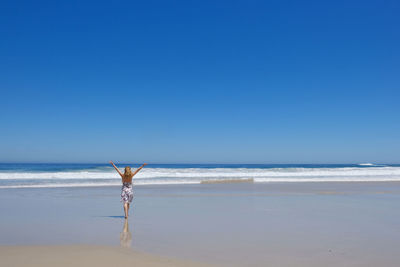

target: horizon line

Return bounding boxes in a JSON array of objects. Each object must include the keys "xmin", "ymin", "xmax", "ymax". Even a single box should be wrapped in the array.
[{"xmin": 0, "ymin": 162, "xmax": 398, "ymax": 165}]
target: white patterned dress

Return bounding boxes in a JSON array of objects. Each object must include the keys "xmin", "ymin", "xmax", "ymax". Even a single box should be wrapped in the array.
[{"xmin": 121, "ymin": 182, "xmax": 133, "ymax": 203}]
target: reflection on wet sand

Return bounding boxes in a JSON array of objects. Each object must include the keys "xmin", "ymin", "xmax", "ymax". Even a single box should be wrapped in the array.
[{"xmin": 120, "ymin": 218, "xmax": 132, "ymax": 248}]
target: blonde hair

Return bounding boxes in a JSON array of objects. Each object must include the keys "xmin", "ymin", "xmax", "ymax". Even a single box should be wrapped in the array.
[{"xmin": 124, "ymin": 166, "xmax": 133, "ymax": 178}]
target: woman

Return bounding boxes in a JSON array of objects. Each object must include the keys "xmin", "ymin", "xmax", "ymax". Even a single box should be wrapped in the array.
[{"xmin": 109, "ymin": 161, "xmax": 147, "ymax": 218}]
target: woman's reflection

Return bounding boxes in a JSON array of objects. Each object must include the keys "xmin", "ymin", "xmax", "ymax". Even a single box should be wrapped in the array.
[{"xmin": 120, "ymin": 218, "xmax": 132, "ymax": 248}]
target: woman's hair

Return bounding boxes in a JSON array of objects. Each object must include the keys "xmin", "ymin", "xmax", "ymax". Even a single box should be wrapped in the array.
[{"xmin": 124, "ymin": 166, "xmax": 133, "ymax": 178}]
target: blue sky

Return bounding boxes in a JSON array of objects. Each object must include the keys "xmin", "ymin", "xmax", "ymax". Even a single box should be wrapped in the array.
[{"xmin": 0, "ymin": 0, "xmax": 399, "ymax": 163}]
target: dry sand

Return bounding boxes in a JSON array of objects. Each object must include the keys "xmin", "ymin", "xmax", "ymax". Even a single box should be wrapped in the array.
[{"xmin": 0, "ymin": 245, "xmax": 210, "ymax": 267}]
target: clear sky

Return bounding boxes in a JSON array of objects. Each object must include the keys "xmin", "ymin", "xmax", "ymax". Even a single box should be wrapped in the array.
[{"xmin": 1, "ymin": 0, "xmax": 399, "ymax": 163}]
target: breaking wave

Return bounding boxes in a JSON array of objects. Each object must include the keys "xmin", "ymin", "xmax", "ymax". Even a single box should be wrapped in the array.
[{"xmin": 1, "ymin": 165, "xmax": 400, "ymax": 188}]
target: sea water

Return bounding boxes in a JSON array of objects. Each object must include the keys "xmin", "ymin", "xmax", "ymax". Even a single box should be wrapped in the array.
[{"xmin": 1, "ymin": 163, "xmax": 400, "ymax": 189}]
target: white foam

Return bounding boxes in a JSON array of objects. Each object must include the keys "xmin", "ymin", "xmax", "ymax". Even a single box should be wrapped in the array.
[
  {"xmin": 0, "ymin": 180, "xmax": 200, "ymax": 189},
  {"xmin": 1, "ymin": 167, "xmax": 400, "ymax": 188},
  {"xmin": 254, "ymin": 177, "xmax": 400, "ymax": 183},
  {"xmin": 1, "ymin": 167, "xmax": 400, "ymax": 179}
]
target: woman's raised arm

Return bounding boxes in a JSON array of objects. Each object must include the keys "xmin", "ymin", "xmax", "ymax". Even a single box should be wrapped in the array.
[
  {"xmin": 132, "ymin": 163, "xmax": 147, "ymax": 177},
  {"xmin": 109, "ymin": 161, "xmax": 123, "ymax": 178}
]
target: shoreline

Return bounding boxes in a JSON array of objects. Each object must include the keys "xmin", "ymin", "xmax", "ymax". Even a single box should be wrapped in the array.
[{"xmin": 2, "ymin": 180, "xmax": 400, "ymax": 190}]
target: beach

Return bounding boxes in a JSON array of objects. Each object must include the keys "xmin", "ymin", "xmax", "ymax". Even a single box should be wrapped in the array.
[
  {"xmin": 1, "ymin": 179, "xmax": 400, "ymax": 266},
  {"xmin": 2, "ymin": 0, "xmax": 398, "ymax": 264}
]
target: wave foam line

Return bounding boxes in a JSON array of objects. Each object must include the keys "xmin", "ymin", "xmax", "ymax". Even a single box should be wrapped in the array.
[
  {"xmin": 2, "ymin": 167, "xmax": 400, "ymax": 180},
  {"xmin": 3, "ymin": 176, "xmax": 400, "ymax": 189},
  {"xmin": 201, "ymin": 178, "xmax": 254, "ymax": 184},
  {"xmin": 254, "ymin": 177, "xmax": 400, "ymax": 182},
  {"xmin": 0, "ymin": 180, "xmax": 200, "ymax": 189}
]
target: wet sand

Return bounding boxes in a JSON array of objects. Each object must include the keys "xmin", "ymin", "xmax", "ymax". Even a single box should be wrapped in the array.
[
  {"xmin": 0, "ymin": 245, "xmax": 209, "ymax": 267},
  {"xmin": 1, "ymin": 182, "xmax": 400, "ymax": 266}
]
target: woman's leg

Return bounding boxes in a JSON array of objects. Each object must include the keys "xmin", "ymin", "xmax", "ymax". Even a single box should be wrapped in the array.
[{"xmin": 123, "ymin": 202, "xmax": 128, "ymax": 218}]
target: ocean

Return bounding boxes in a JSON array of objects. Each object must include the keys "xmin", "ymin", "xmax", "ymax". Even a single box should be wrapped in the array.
[{"xmin": 1, "ymin": 163, "xmax": 400, "ymax": 189}]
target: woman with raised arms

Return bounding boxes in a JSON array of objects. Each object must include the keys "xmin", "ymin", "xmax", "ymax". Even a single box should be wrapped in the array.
[{"xmin": 109, "ymin": 161, "xmax": 147, "ymax": 218}]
